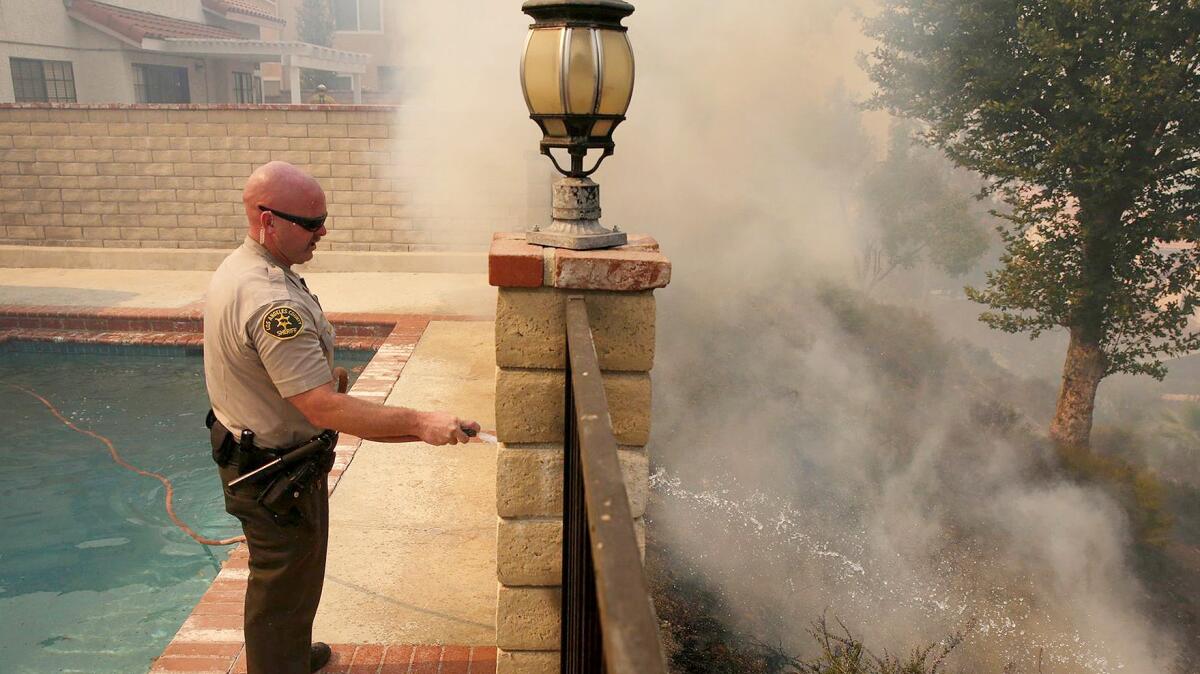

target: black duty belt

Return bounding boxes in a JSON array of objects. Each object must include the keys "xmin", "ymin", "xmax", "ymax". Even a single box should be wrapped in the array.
[
  {"xmin": 206, "ymin": 409, "xmax": 337, "ymax": 517},
  {"xmin": 207, "ymin": 411, "xmax": 278, "ymax": 473}
]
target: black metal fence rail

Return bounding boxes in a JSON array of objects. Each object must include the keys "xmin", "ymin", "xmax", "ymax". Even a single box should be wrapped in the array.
[{"xmin": 561, "ymin": 296, "xmax": 667, "ymax": 674}]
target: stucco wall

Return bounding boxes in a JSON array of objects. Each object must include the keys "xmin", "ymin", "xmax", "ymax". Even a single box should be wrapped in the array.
[
  {"xmin": 0, "ymin": 45, "xmax": 263, "ymax": 105},
  {"xmin": 0, "ymin": 0, "xmax": 264, "ymax": 104},
  {"xmin": 0, "ymin": 103, "xmax": 513, "ymax": 252},
  {"xmin": 0, "ymin": 0, "xmax": 121, "ymax": 53},
  {"xmin": 0, "ymin": 0, "xmax": 129, "ymax": 103},
  {"xmin": 275, "ymin": 0, "xmax": 400, "ymax": 95}
]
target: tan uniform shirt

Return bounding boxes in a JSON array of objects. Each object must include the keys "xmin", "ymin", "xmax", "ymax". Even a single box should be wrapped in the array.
[{"xmin": 204, "ymin": 236, "xmax": 336, "ymax": 449}]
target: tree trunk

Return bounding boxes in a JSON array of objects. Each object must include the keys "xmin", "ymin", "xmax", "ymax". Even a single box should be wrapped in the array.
[{"xmin": 1049, "ymin": 326, "xmax": 1108, "ymax": 449}]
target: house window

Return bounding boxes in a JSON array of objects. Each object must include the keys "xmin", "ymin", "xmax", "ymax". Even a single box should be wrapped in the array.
[
  {"xmin": 234, "ymin": 71, "xmax": 261, "ymax": 104},
  {"xmin": 133, "ymin": 64, "xmax": 190, "ymax": 103},
  {"xmin": 332, "ymin": 0, "xmax": 380, "ymax": 32},
  {"xmin": 378, "ymin": 66, "xmax": 400, "ymax": 92},
  {"xmin": 11, "ymin": 58, "xmax": 77, "ymax": 103}
]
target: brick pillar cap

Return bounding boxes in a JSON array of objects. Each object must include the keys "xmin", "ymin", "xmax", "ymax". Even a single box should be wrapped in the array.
[{"xmin": 489, "ymin": 232, "xmax": 671, "ymax": 291}]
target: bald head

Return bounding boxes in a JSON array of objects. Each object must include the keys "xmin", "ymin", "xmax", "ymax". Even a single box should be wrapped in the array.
[
  {"xmin": 242, "ymin": 162, "xmax": 328, "ymax": 266},
  {"xmin": 242, "ymin": 161, "xmax": 325, "ymax": 230}
]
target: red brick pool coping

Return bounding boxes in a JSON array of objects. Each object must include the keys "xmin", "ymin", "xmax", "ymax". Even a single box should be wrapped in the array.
[
  {"xmin": 0, "ymin": 305, "xmax": 497, "ymax": 674},
  {"xmin": 0, "ymin": 305, "xmax": 409, "ymax": 351}
]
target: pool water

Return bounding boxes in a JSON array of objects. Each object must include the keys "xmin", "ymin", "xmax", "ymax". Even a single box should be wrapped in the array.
[{"xmin": 0, "ymin": 346, "xmax": 372, "ymax": 673}]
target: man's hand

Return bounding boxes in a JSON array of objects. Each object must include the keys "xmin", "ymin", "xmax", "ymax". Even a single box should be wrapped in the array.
[{"xmin": 418, "ymin": 411, "xmax": 481, "ymax": 446}]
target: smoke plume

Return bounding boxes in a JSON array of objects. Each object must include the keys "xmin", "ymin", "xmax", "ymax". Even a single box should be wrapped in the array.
[{"xmin": 392, "ymin": 1, "xmax": 1182, "ymax": 670}]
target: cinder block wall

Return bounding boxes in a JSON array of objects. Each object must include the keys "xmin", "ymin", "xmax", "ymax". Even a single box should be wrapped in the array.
[
  {"xmin": 488, "ymin": 233, "xmax": 671, "ymax": 673},
  {"xmin": 0, "ymin": 103, "xmax": 502, "ymax": 252}
]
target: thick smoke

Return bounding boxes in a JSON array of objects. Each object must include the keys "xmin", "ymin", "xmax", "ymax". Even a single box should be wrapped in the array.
[
  {"xmin": 390, "ymin": 1, "xmax": 1180, "ymax": 670},
  {"xmin": 385, "ymin": 2, "xmax": 551, "ymax": 249},
  {"xmin": 649, "ymin": 281, "xmax": 1178, "ymax": 670}
]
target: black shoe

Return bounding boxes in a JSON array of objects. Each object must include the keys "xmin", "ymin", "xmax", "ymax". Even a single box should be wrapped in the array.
[{"xmin": 310, "ymin": 642, "xmax": 332, "ymax": 672}]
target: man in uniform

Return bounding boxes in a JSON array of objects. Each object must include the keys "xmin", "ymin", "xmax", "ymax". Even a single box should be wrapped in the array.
[
  {"xmin": 204, "ymin": 161, "xmax": 479, "ymax": 673},
  {"xmin": 309, "ymin": 84, "xmax": 337, "ymax": 104}
]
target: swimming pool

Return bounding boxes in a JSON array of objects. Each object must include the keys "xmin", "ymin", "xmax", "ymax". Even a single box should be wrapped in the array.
[{"xmin": 0, "ymin": 344, "xmax": 372, "ymax": 673}]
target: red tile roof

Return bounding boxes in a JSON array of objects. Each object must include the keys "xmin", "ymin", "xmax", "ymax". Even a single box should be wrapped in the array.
[
  {"xmin": 67, "ymin": 0, "xmax": 243, "ymax": 42},
  {"xmin": 202, "ymin": 0, "xmax": 285, "ymax": 25}
]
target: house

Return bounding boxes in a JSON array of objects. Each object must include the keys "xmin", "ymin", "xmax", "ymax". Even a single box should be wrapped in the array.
[
  {"xmin": 0, "ymin": 0, "xmax": 369, "ymax": 104},
  {"xmin": 271, "ymin": 0, "xmax": 400, "ymax": 103}
]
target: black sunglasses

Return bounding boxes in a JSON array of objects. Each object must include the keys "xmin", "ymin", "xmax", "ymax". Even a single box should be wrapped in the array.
[{"xmin": 258, "ymin": 205, "xmax": 327, "ymax": 232}]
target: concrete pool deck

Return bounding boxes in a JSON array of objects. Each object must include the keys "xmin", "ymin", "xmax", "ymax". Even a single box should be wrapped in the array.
[
  {"xmin": 0, "ymin": 266, "xmax": 502, "ymax": 673},
  {"xmin": 315, "ymin": 321, "xmax": 498, "ymax": 646}
]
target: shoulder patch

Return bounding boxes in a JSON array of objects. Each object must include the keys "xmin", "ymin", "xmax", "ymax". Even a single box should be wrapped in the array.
[{"xmin": 263, "ymin": 306, "xmax": 305, "ymax": 340}]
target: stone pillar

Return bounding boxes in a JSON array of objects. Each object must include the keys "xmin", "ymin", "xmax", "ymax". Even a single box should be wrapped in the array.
[{"xmin": 489, "ymin": 233, "xmax": 671, "ymax": 673}]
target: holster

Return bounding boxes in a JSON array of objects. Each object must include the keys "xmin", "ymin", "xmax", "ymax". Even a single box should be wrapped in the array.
[
  {"xmin": 205, "ymin": 410, "xmax": 335, "ymax": 519},
  {"xmin": 256, "ymin": 436, "xmax": 337, "ymax": 517},
  {"xmin": 207, "ymin": 411, "xmax": 277, "ymax": 471},
  {"xmin": 207, "ymin": 410, "xmax": 235, "ymax": 466},
  {"xmin": 257, "ymin": 457, "xmax": 320, "ymax": 516}
]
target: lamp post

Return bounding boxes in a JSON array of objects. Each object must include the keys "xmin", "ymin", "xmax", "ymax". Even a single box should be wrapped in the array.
[{"xmin": 520, "ymin": 0, "xmax": 635, "ymax": 250}]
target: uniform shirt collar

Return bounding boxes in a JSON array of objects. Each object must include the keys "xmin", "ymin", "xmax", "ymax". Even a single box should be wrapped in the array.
[{"xmin": 242, "ymin": 235, "xmax": 300, "ymax": 278}]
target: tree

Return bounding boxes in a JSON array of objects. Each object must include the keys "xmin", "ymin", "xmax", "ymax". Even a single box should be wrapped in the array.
[
  {"xmin": 862, "ymin": 0, "xmax": 1200, "ymax": 449},
  {"xmin": 296, "ymin": 0, "xmax": 335, "ymax": 90},
  {"xmin": 859, "ymin": 122, "xmax": 990, "ymax": 292},
  {"xmin": 297, "ymin": 0, "xmax": 333, "ymax": 46}
]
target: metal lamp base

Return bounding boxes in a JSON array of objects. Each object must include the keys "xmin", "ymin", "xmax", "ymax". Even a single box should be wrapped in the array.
[
  {"xmin": 527, "ymin": 176, "xmax": 627, "ymax": 250},
  {"xmin": 527, "ymin": 229, "xmax": 627, "ymax": 250}
]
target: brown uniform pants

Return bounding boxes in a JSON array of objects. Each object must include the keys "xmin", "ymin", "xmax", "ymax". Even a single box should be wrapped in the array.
[{"xmin": 218, "ymin": 459, "xmax": 329, "ymax": 674}]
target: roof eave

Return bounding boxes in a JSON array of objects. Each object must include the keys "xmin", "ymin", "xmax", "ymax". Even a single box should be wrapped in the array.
[
  {"xmin": 147, "ymin": 39, "xmax": 370, "ymax": 73},
  {"xmin": 201, "ymin": 6, "xmax": 286, "ymax": 29},
  {"xmin": 65, "ymin": 8, "xmax": 145, "ymax": 48}
]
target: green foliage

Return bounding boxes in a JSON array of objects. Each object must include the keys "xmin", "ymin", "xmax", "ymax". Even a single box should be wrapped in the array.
[
  {"xmin": 296, "ymin": 0, "xmax": 336, "ymax": 90},
  {"xmin": 790, "ymin": 615, "xmax": 965, "ymax": 674},
  {"xmin": 820, "ymin": 285, "xmax": 1177, "ymax": 546},
  {"xmin": 1092, "ymin": 403, "xmax": 1200, "ymax": 546},
  {"xmin": 649, "ymin": 536, "xmax": 971, "ymax": 674},
  {"xmin": 818, "ymin": 284, "xmax": 952, "ymax": 390},
  {"xmin": 647, "ymin": 538, "xmax": 789, "ymax": 674},
  {"xmin": 653, "ymin": 285, "xmax": 1200, "ymax": 669},
  {"xmin": 1146, "ymin": 405, "xmax": 1200, "ymax": 486},
  {"xmin": 296, "ymin": 0, "xmax": 333, "ymax": 46},
  {"xmin": 862, "ymin": 0, "xmax": 1200, "ymax": 378},
  {"xmin": 1056, "ymin": 439, "xmax": 1175, "ymax": 547},
  {"xmin": 859, "ymin": 122, "xmax": 991, "ymax": 290},
  {"xmin": 1156, "ymin": 405, "xmax": 1200, "ymax": 448}
]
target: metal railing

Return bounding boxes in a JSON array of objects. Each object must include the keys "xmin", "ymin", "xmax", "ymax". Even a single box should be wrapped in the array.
[{"xmin": 561, "ymin": 296, "xmax": 667, "ymax": 674}]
